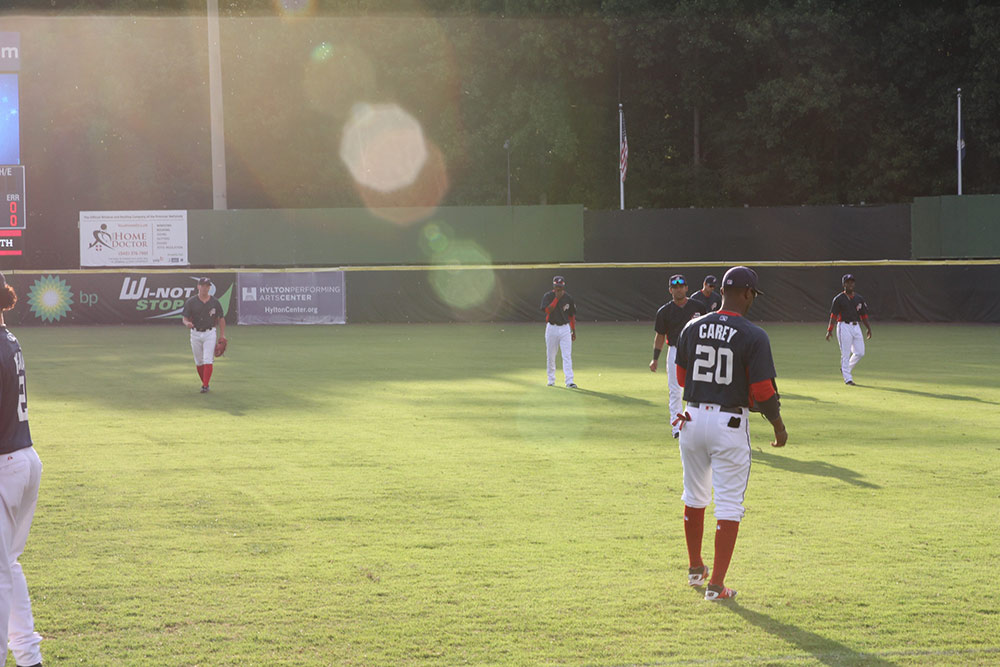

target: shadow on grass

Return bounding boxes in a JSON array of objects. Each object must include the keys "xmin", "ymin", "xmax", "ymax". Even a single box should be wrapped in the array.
[
  {"xmin": 858, "ymin": 384, "xmax": 999, "ymax": 405},
  {"xmin": 721, "ymin": 601, "xmax": 900, "ymax": 666},
  {"xmin": 752, "ymin": 450, "xmax": 880, "ymax": 489},
  {"xmin": 779, "ymin": 392, "xmax": 830, "ymax": 404},
  {"xmin": 572, "ymin": 387, "xmax": 657, "ymax": 407}
]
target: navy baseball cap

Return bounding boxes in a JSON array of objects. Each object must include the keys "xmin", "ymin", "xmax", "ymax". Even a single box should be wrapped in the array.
[
  {"xmin": 704, "ymin": 275, "xmax": 717, "ymax": 286},
  {"xmin": 198, "ymin": 277, "xmax": 212, "ymax": 285},
  {"xmin": 552, "ymin": 276, "xmax": 565, "ymax": 286},
  {"xmin": 722, "ymin": 266, "xmax": 764, "ymax": 295},
  {"xmin": 669, "ymin": 274, "xmax": 686, "ymax": 286},
  {"xmin": 842, "ymin": 273, "xmax": 855, "ymax": 283}
]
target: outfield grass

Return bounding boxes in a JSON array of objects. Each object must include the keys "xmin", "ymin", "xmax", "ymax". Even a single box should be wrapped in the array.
[{"xmin": 13, "ymin": 321, "xmax": 1000, "ymax": 665}]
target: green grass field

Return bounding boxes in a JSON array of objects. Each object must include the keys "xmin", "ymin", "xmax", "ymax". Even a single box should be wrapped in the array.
[{"xmin": 13, "ymin": 321, "xmax": 1000, "ymax": 665}]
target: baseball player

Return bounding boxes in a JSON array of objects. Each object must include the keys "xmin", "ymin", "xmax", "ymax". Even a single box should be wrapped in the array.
[
  {"xmin": 0, "ymin": 273, "xmax": 44, "ymax": 667},
  {"xmin": 182, "ymin": 277, "xmax": 227, "ymax": 393},
  {"xmin": 674, "ymin": 266, "xmax": 787, "ymax": 601},
  {"xmin": 541, "ymin": 276, "xmax": 577, "ymax": 388},
  {"xmin": 825, "ymin": 273, "xmax": 872, "ymax": 385},
  {"xmin": 650, "ymin": 275, "xmax": 705, "ymax": 438},
  {"xmin": 688, "ymin": 275, "xmax": 722, "ymax": 312}
]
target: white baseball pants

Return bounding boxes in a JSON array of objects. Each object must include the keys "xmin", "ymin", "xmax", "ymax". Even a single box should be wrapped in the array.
[
  {"xmin": 678, "ymin": 403, "xmax": 751, "ymax": 522},
  {"xmin": 666, "ymin": 345, "xmax": 682, "ymax": 434},
  {"xmin": 0, "ymin": 447, "xmax": 43, "ymax": 667},
  {"xmin": 190, "ymin": 328, "xmax": 218, "ymax": 365},
  {"xmin": 545, "ymin": 323, "xmax": 574, "ymax": 386},
  {"xmin": 836, "ymin": 322, "xmax": 865, "ymax": 383}
]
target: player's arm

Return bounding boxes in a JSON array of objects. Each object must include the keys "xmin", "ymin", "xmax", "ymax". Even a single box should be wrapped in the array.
[
  {"xmin": 181, "ymin": 300, "xmax": 195, "ymax": 329},
  {"xmin": 825, "ymin": 296, "xmax": 840, "ymax": 341},
  {"xmin": 825, "ymin": 315, "xmax": 836, "ymax": 341},
  {"xmin": 569, "ymin": 315, "xmax": 576, "ymax": 341},
  {"xmin": 649, "ymin": 332, "xmax": 666, "ymax": 372},
  {"xmin": 217, "ymin": 307, "xmax": 227, "ymax": 341},
  {"xmin": 541, "ymin": 293, "xmax": 559, "ymax": 315},
  {"xmin": 751, "ymin": 379, "xmax": 787, "ymax": 447}
]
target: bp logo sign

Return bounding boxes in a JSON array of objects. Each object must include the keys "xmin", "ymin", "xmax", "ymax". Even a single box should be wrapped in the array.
[{"xmin": 27, "ymin": 275, "xmax": 74, "ymax": 322}]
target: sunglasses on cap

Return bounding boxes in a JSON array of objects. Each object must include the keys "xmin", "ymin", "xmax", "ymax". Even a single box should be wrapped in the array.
[{"xmin": 669, "ymin": 279, "xmax": 686, "ymax": 286}]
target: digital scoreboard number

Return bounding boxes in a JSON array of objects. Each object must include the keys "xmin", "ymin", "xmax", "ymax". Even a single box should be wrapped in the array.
[{"xmin": 1, "ymin": 165, "xmax": 25, "ymax": 229}]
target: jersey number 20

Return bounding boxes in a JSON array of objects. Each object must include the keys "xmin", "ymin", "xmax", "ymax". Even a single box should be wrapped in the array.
[{"xmin": 692, "ymin": 345, "xmax": 734, "ymax": 385}]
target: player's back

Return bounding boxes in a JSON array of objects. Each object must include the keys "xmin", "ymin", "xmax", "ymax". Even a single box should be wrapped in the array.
[
  {"xmin": 676, "ymin": 311, "xmax": 773, "ymax": 408},
  {"xmin": 0, "ymin": 327, "xmax": 32, "ymax": 453}
]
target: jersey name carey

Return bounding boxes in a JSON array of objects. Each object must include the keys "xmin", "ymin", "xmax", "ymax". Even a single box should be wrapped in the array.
[{"xmin": 698, "ymin": 322, "xmax": 738, "ymax": 343}]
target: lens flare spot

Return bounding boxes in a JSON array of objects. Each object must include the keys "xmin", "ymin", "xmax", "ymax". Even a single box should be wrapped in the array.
[
  {"xmin": 341, "ymin": 103, "xmax": 428, "ymax": 193},
  {"xmin": 429, "ymin": 240, "xmax": 495, "ymax": 310},
  {"xmin": 420, "ymin": 222, "xmax": 452, "ymax": 255},
  {"xmin": 273, "ymin": 0, "xmax": 315, "ymax": 17},
  {"xmin": 304, "ymin": 43, "xmax": 375, "ymax": 117},
  {"xmin": 311, "ymin": 41, "xmax": 333, "ymax": 62}
]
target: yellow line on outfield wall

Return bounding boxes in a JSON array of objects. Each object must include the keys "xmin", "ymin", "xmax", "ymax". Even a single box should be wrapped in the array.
[{"xmin": 5, "ymin": 258, "xmax": 999, "ymax": 275}]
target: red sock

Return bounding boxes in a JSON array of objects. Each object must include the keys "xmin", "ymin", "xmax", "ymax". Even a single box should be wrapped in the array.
[
  {"xmin": 710, "ymin": 520, "xmax": 740, "ymax": 587},
  {"xmin": 202, "ymin": 364, "xmax": 213, "ymax": 385},
  {"xmin": 196, "ymin": 364, "xmax": 205, "ymax": 383},
  {"xmin": 683, "ymin": 506, "xmax": 706, "ymax": 569}
]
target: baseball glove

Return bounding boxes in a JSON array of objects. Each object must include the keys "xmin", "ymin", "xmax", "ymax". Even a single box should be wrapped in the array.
[{"xmin": 214, "ymin": 337, "xmax": 228, "ymax": 357}]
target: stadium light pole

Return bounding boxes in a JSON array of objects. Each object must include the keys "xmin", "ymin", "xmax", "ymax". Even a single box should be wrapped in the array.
[
  {"xmin": 207, "ymin": 0, "xmax": 228, "ymax": 210},
  {"xmin": 503, "ymin": 138, "xmax": 512, "ymax": 207}
]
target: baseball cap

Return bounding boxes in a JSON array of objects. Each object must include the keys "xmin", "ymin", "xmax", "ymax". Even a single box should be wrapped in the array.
[
  {"xmin": 198, "ymin": 277, "xmax": 212, "ymax": 285},
  {"xmin": 669, "ymin": 274, "xmax": 686, "ymax": 286},
  {"xmin": 722, "ymin": 266, "xmax": 764, "ymax": 295},
  {"xmin": 704, "ymin": 275, "xmax": 717, "ymax": 286},
  {"xmin": 842, "ymin": 273, "xmax": 855, "ymax": 283},
  {"xmin": 552, "ymin": 276, "xmax": 565, "ymax": 286}
]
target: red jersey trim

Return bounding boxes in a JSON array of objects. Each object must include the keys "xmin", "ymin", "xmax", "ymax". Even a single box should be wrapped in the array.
[
  {"xmin": 676, "ymin": 365, "xmax": 687, "ymax": 388},
  {"xmin": 749, "ymin": 379, "xmax": 776, "ymax": 402}
]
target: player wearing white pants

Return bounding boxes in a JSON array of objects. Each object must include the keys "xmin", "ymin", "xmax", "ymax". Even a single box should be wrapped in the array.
[
  {"xmin": 673, "ymin": 266, "xmax": 787, "ymax": 602},
  {"xmin": 650, "ymin": 274, "xmax": 704, "ymax": 438},
  {"xmin": 190, "ymin": 327, "xmax": 218, "ymax": 366},
  {"xmin": 545, "ymin": 323, "xmax": 574, "ymax": 387},
  {"xmin": 679, "ymin": 403, "xmax": 750, "ymax": 522},
  {"xmin": 836, "ymin": 322, "xmax": 865, "ymax": 384},
  {"xmin": 541, "ymin": 276, "xmax": 578, "ymax": 388},
  {"xmin": 826, "ymin": 274, "xmax": 872, "ymax": 385},
  {"xmin": 0, "ymin": 273, "xmax": 44, "ymax": 667},
  {"xmin": 182, "ymin": 278, "xmax": 227, "ymax": 393}
]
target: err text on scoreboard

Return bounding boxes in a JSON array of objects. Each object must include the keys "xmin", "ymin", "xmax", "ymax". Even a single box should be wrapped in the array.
[{"xmin": 0, "ymin": 166, "xmax": 24, "ymax": 256}]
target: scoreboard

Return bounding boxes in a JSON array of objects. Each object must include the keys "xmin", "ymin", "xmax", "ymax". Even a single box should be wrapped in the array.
[{"xmin": 0, "ymin": 34, "xmax": 22, "ymax": 257}]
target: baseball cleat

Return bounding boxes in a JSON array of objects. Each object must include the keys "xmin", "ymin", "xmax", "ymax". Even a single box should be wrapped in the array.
[
  {"xmin": 845, "ymin": 380, "xmax": 856, "ymax": 386},
  {"xmin": 547, "ymin": 381, "xmax": 555, "ymax": 386},
  {"xmin": 688, "ymin": 565, "xmax": 709, "ymax": 587},
  {"xmin": 566, "ymin": 383, "xmax": 578, "ymax": 389},
  {"xmin": 705, "ymin": 583, "xmax": 737, "ymax": 601},
  {"xmin": 200, "ymin": 385, "xmax": 209, "ymax": 393}
]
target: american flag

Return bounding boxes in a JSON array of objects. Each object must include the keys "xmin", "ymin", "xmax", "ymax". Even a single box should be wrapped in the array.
[{"xmin": 619, "ymin": 108, "xmax": 628, "ymax": 182}]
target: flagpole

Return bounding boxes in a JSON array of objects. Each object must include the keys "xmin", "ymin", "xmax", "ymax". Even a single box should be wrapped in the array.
[
  {"xmin": 957, "ymin": 88, "xmax": 962, "ymax": 196},
  {"xmin": 619, "ymin": 104, "xmax": 625, "ymax": 210}
]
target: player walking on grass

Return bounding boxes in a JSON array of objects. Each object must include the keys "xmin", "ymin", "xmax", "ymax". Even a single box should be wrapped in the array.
[
  {"xmin": 825, "ymin": 273, "xmax": 872, "ymax": 386},
  {"xmin": 674, "ymin": 266, "xmax": 787, "ymax": 601},
  {"xmin": 0, "ymin": 273, "xmax": 44, "ymax": 667},
  {"xmin": 650, "ymin": 275, "xmax": 704, "ymax": 438},
  {"xmin": 182, "ymin": 277, "xmax": 227, "ymax": 393},
  {"xmin": 541, "ymin": 276, "xmax": 577, "ymax": 388}
]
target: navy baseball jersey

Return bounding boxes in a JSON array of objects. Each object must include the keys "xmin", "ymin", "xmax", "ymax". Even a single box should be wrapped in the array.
[
  {"xmin": 183, "ymin": 296, "xmax": 225, "ymax": 330},
  {"xmin": 675, "ymin": 311, "xmax": 777, "ymax": 407},
  {"xmin": 654, "ymin": 299, "xmax": 706, "ymax": 346},
  {"xmin": 689, "ymin": 289, "xmax": 722, "ymax": 312},
  {"xmin": 830, "ymin": 292, "xmax": 868, "ymax": 323},
  {"xmin": 541, "ymin": 291, "xmax": 577, "ymax": 325},
  {"xmin": 0, "ymin": 327, "xmax": 32, "ymax": 455}
]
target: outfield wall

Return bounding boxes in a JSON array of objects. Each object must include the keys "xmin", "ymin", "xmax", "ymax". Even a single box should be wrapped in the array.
[
  {"xmin": 5, "ymin": 262, "xmax": 998, "ymax": 326},
  {"xmin": 911, "ymin": 195, "xmax": 1000, "ymax": 259}
]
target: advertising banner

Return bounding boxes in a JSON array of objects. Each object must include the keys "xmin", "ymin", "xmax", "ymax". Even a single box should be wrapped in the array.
[
  {"xmin": 79, "ymin": 211, "xmax": 189, "ymax": 267},
  {"xmin": 237, "ymin": 271, "xmax": 345, "ymax": 325},
  {"xmin": 3, "ymin": 272, "xmax": 234, "ymax": 326}
]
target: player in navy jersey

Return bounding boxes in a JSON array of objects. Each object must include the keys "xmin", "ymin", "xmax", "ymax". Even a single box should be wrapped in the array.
[
  {"xmin": 0, "ymin": 273, "xmax": 44, "ymax": 667},
  {"xmin": 688, "ymin": 274, "xmax": 722, "ymax": 312},
  {"xmin": 541, "ymin": 276, "xmax": 578, "ymax": 388},
  {"xmin": 650, "ymin": 275, "xmax": 705, "ymax": 438},
  {"xmin": 825, "ymin": 273, "xmax": 872, "ymax": 385},
  {"xmin": 182, "ymin": 278, "xmax": 227, "ymax": 393},
  {"xmin": 673, "ymin": 266, "xmax": 787, "ymax": 601}
]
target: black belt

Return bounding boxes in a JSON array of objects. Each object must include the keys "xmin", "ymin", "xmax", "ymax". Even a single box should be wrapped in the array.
[
  {"xmin": 687, "ymin": 402, "xmax": 743, "ymax": 415},
  {"xmin": 195, "ymin": 327, "xmax": 214, "ymax": 332}
]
